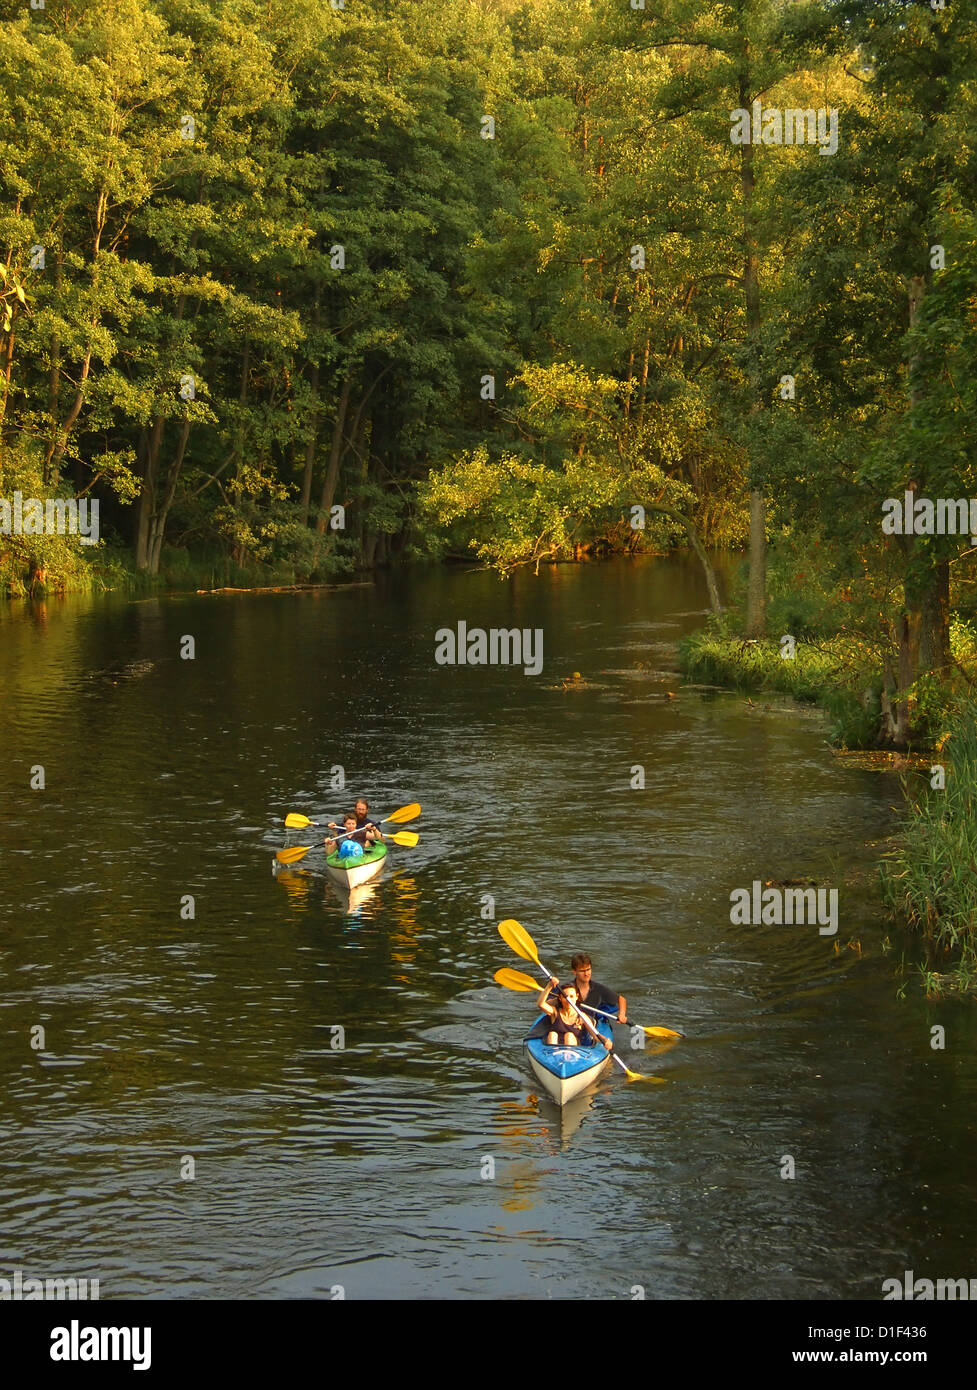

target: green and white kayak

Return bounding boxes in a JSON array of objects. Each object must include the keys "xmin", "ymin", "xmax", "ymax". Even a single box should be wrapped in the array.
[{"xmin": 324, "ymin": 841, "xmax": 387, "ymax": 889}]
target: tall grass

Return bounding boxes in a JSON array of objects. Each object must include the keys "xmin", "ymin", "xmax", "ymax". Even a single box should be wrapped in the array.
[
  {"xmin": 679, "ymin": 621, "xmax": 882, "ymax": 746},
  {"xmin": 880, "ymin": 705, "xmax": 977, "ymax": 990}
]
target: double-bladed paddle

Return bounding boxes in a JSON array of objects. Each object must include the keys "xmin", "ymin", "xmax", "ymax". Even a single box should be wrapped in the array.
[
  {"xmin": 582, "ymin": 1002, "xmax": 683, "ymax": 1039},
  {"xmin": 496, "ymin": 921, "xmax": 665, "ymax": 1084},
  {"xmin": 276, "ymin": 803, "xmax": 421, "ymax": 864},
  {"xmin": 494, "ymin": 967, "xmax": 545, "ymax": 993},
  {"xmin": 283, "ymin": 802, "xmax": 420, "ymax": 831},
  {"xmin": 493, "ymin": 965, "xmax": 682, "ymax": 1040},
  {"xmin": 276, "ymin": 828, "xmax": 419, "ymax": 865}
]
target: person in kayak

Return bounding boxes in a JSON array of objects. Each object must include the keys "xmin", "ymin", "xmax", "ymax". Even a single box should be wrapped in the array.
[
  {"xmin": 327, "ymin": 798, "xmax": 384, "ymax": 841},
  {"xmin": 538, "ymin": 981, "xmax": 612, "ymax": 1050},
  {"xmin": 325, "ymin": 812, "xmax": 380, "ymax": 856},
  {"xmin": 566, "ymin": 954, "xmax": 627, "ymax": 1024},
  {"xmin": 353, "ymin": 798, "xmax": 385, "ymax": 841}
]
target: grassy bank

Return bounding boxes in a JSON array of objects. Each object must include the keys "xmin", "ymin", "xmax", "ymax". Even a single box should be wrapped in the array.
[
  {"xmin": 679, "ymin": 617, "xmax": 884, "ymax": 748},
  {"xmin": 680, "ymin": 614, "xmax": 977, "ymax": 997},
  {"xmin": 880, "ymin": 708, "xmax": 977, "ymax": 998}
]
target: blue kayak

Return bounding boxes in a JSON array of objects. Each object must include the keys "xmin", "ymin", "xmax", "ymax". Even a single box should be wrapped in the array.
[{"xmin": 525, "ymin": 1011, "xmax": 614, "ymax": 1104}]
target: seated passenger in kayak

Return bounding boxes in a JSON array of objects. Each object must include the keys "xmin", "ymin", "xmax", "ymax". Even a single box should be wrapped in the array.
[
  {"xmin": 567, "ymin": 953, "xmax": 627, "ymax": 1024},
  {"xmin": 327, "ymin": 798, "xmax": 384, "ymax": 841},
  {"xmin": 325, "ymin": 812, "xmax": 380, "ymax": 856},
  {"xmin": 538, "ymin": 980, "xmax": 612, "ymax": 1050}
]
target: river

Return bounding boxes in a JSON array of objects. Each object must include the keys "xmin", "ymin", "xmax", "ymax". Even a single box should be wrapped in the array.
[{"xmin": 1, "ymin": 556, "xmax": 975, "ymax": 1299}]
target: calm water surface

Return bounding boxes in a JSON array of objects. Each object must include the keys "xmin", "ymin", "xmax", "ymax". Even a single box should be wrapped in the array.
[{"xmin": 1, "ymin": 557, "xmax": 974, "ymax": 1299}]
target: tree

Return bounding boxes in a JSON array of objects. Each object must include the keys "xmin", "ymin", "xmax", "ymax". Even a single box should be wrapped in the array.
[{"xmin": 767, "ymin": 0, "xmax": 977, "ymax": 742}]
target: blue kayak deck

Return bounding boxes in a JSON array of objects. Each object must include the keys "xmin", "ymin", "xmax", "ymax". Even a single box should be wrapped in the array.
[{"xmin": 525, "ymin": 1011, "xmax": 614, "ymax": 1080}]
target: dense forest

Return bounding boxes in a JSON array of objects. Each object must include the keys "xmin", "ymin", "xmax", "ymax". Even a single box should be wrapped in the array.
[{"xmin": 3, "ymin": 1, "xmax": 977, "ymax": 740}]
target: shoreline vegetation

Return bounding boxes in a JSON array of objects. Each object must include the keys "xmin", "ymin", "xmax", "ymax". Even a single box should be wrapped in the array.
[
  {"xmin": 678, "ymin": 567, "xmax": 977, "ymax": 1001},
  {"xmin": 0, "ymin": 544, "xmax": 358, "ymax": 600},
  {"xmin": 0, "ymin": 534, "xmax": 675, "ymax": 600}
]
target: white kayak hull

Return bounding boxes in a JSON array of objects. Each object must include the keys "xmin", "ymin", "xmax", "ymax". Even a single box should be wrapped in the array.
[
  {"xmin": 527, "ymin": 1047, "xmax": 611, "ymax": 1105},
  {"xmin": 324, "ymin": 841, "xmax": 387, "ymax": 889},
  {"xmin": 525, "ymin": 1012, "xmax": 614, "ymax": 1105}
]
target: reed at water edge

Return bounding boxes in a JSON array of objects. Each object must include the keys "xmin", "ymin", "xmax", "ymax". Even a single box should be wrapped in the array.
[{"xmin": 881, "ymin": 705, "xmax": 977, "ymax": 996}]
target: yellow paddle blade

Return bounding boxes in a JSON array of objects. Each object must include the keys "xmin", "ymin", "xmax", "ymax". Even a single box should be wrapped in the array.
[
  {"xmin": 494, "ymin": 967, "xmax": 541, "ymax": 992},
  {"xmin": 386, "ymin": 830, "xmax": 418, "ymax": 847},
  {"xmin": 276, "ymin": 845, "xmax": 310, "ymax": 864},
  {"xmin": 384, "ymin": 802, "xmax": 420, "ymax": 825},
  {"xmin": 623, "ymin": 1068, "xmax": 667, "ymax": 1084},
  {"xmin": 498, "ymin": 919, "xmax": 542, "ymax": 968},
  {"xmin": 643, "ymin": 1025, "xmax": 683, "ymax": 1040},
  {"xmin": 284, "ymin": 813, "xmax": 315, "ymax": 829}
]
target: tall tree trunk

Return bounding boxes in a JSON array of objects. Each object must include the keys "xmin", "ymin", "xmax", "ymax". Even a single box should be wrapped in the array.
[
  {"xmin": 0, "ymin": 202, "xmax": 20, "ymax": 439},
  {"xmin": 347, "ymin": 405, "xmax": 371, "ymax": 559},
  {"xmin": 44, "ymin": 172, "xmax": 111, "ymax": 480},
  {"xmin": 135, "ymin": 416, "xmax": 165, "ymax": 570},
  {"xmin": 917, "ymin": 559, "xmax": 950, "ymax": 677},
  {"xmin": 648, "ymin": 506, "xmax": 723, "ymax": 615},
  {"xmin": 638, "ymin": 334, "xmax": 650, "ymax": 420},
  {"xmin": 904, "ymin": 276, "xmax": 950, "ymax": 678},
  {"xmin": 746, "ymin": 488, "xmax": 766, "ymax": 637},
  {"xmin": 229, "ymin": 340, "xmax": 251, "ymax": 565},
  {"xmin": 882, "ymin": 611, "xmax": 920, "ymax": 748},
  {"xmin": 0, "ymin": 325, "xmax": 15, "ymax": 442},
  {"xmin": 43, "ymin": 347, "xmax": 92, "ymax": 479},
  {"xmin": 300, "ymin": 290, "xmax": 322, "ymax": 522},
  {"xmin": 740, "ymin": 73, "xmax": 766, "ymax": 638},
  {"xmin": 300, "ymin": 360, "xmax": 320, "ymax": 522},
  {"xmin": 315, "ymin": 373, "xmax": 352, "ymax": 535},
  {"xmin": 147, "ymin": 420, "xmax": 192, "ymax": 575},
  {"xmin": 44, "ymin": 253, "xmax": 64, "ymax": 480},
  {"xmin": 135, "ymin": 238, "xmax": 201, "ymax": 566}
]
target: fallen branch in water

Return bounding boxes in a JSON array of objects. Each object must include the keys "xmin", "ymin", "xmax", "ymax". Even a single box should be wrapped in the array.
[{"xmin": 194, "ymin": 581, "xmax": 373, "ymax": 595}]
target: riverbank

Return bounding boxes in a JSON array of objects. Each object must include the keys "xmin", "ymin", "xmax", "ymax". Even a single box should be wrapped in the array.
[
  {"xmin": 679, "ymin": 616, "xmax": 977, "ymax": 998},
  {"xmin": 679, "ymin": 620, "xmax": 882, "ymax": 748},
  {"xmin": 880, "ymin": 707, "xmax": 977, "ymax": 999},
  {"xmin": 0, "ymin": 541, "xmax": 357, "ymax": 600}
]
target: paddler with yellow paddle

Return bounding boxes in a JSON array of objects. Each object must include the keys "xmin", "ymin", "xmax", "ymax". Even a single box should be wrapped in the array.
[
  {"xmin": 561, "ymin": 952, "xmax": 627, "ymax": 1024},
  {"xmin": 276, "ymin": 800, "xmax": 420, "ymax": 865},
  {"xmin": 325, "ymin": 797, "xmax": 385, "ymax": 848},
  {"xmin": 494, "ymin": 919, "xmax": 682, "ymax": 1084}
]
